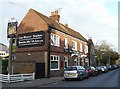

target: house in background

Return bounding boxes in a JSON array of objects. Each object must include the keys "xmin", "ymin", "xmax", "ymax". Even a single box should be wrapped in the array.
[
  {"xmin": 14, "ymin": 9, "xmax": 89, "ymax": 78},
  {"xmin": 88, "ymin": 38, "xmax": 96, "ymax": 67},
  {"xmin": 0, "ymin": 43, "xmax": 9, "ymax": 59}
]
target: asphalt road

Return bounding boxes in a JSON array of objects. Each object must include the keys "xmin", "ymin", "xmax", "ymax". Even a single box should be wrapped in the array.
[{"xmin": 39, "ymin": 68, "xmax": 120, "ymax": 87}]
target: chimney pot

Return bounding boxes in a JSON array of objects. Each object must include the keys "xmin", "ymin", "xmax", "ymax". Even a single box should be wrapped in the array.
[
  {"xmin": 65, "ymin": 24, "xmax": 68, "ymax": 27},
  {"xmin": 50, "ymin": 10, "xmax": 60, "ymax": 22}
]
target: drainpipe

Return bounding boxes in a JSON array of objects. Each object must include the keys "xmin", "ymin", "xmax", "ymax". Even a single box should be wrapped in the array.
[
  {"xmin": 88, "ymin": 42, "xmax": 91, "ymax": 67},
  {"xmin": 47, "ymin": 26, "xmax": 51, "ymax": 78}
]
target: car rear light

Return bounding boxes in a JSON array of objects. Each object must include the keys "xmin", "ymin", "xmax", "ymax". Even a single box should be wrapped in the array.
[{"xmin": 88, "ymin": 70, "xmax": 92, "ymax": 73}]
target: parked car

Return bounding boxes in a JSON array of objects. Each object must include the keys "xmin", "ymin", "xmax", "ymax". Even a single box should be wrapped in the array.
[
  {"xmin": 117, "ymin": 64, "xmax": 120, "ymax": 68},
  {"xmin": 106, "ymin": 65, "xmax": 112, "ymax": 71},
  {"xmin": 100, "ymin": 66, "xmax": 108, "ymax": 73},
  {"xmin": 64, "ymin": 66, "xmax": 89, "ymax": 81},
  {"xmin": 86, "ymin": 66, "xmax": 98, "ymax": 76},
  {"xmin": 96, "ymin": 66, "xmax": 102, "ymax": 74},
  {"xmin": 111, "ymin": 64, "xmax": 118, "ymax": 69}
]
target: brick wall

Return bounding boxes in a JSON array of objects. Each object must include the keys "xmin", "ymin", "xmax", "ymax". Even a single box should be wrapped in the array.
[
  {"xmin": 16, "ymin": 9, "xmax": 49, "ymax": 53},
  {"xmin": 50, "ymin": 30, "xmax": 88, "ymax": 54},
  {"xmin": 50, "ymin": 52, "xmax": 74, "ymax": 77},
  {"xmin": 13, "ymin": 61, "xmax": 36, "ymax": 74}
]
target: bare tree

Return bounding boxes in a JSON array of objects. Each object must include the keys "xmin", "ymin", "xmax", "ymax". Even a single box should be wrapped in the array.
[{"xmin": 95, "ymin": 40, "xmax": 118, "ymax": 65}]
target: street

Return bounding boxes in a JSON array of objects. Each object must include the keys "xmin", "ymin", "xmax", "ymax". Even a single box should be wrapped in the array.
[{"xmin": 39, "ymin": 68, "xmax": 120, "ymax": 87}]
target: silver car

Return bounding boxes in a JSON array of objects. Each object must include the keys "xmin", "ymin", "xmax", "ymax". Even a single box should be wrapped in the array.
[
  {"xmin": 100, "ymin": 66, "xmax": 108, "ymax": 72},
  {"xmin": 64, "ymin": 66, "xmax": 89, "ymax": 81}
]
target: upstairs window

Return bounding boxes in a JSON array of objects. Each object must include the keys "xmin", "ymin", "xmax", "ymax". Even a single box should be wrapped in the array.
[
  {"xmin": 72, "ymin": 40, "xmax": 77, "ymax": 50},
  {"xmin": 84, "ymin": 45, "xmax": 88, "ymax": 53},
  {"xmin": 51, "ymin": 33, "xmax": 60, "ymax": 47},
  {"xmin": 64, "ymin": 38, "xmax": 68, "ymax": 49},
  {"xmin": 80, "ymin": 43, "xmax": 83, "ymax": 52}
]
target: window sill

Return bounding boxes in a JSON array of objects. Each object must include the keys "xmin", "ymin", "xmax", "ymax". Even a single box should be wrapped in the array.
[
  {"xmin": 50, "ymin": 69, "xmax": 60, "ymax": 71},
  {"xmin": 51, "ymin": 45, "xmax": 60, "ymax": 48}
]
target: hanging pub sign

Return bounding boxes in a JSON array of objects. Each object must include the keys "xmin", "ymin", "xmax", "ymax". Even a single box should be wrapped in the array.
[
  {"xmin": 7, "ymin": 21, "xmax": 18, "ymax": 38},
  {"xmin": 17, "ymin": 31, "xmax": 45, "ymax": 48}
]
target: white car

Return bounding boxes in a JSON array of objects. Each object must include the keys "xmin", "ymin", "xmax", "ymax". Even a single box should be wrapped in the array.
[{"xmin": 100, "ymin": 66, "xmax": 108, "ymax": 72}]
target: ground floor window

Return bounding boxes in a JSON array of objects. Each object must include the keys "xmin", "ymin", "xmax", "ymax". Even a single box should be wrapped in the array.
[
  {"xmin": 64, "ymin": 56, "xmax": 68, "ymax": 69},
  {"xmin": 74, "ymin": 58, "xmax": 78, "ymax": 66},
  {"xmin": 74, "ymin": 58, "xmax": 80, "ymax": 66},
  {"xmin": 50, "ymin": 55, "xmax": 60, "ymax": 70}
]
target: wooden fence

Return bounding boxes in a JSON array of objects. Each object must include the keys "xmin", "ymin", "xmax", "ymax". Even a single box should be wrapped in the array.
[{"xmin": 0, "ymin": 73, "xmax": 35, "ymax": 83}]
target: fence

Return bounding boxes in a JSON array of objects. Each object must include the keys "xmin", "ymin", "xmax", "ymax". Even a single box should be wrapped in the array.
[{"xmin": 0, "ymin": 73, "xmax": 35, "ymax": 83}]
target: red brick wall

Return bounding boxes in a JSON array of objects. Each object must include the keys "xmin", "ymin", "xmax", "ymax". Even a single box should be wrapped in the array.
[
  {"xmin": 13, "ymin": 61, "xmax": 36, "ymax": 74},
  {"xmin": 16, "ymin": 9, "xmax": 49, "ymax": 54},
  {"xmin": 50, "ymin": 30, "xmax": 88, "ymax": 54}
]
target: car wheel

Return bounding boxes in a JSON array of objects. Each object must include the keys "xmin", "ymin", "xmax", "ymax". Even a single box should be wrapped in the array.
[
  {"xmin": 79, "ymin": 75, "xmax": 83, "ymax": 81},
  {"xmin": 86, "ymin": 75, "xmax": 89, "ymax": 79}
]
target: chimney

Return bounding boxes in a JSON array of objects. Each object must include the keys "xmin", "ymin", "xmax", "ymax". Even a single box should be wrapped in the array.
[
  {"xmin": 50, "ymin": 10, "xmax": 60, "ymax": 22},
  {"xmin": 65, "ymin": 23, "xmax": 68, "ymax": 27}
]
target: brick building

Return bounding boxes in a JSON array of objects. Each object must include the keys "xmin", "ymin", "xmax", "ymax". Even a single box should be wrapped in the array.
[
  {"xmin": 88, "ymin": 38, "xmax": 96, "ymax": 67},
  {"xmin": 14, "ymin": 9, "xmax": 89, "ymax": 78}
]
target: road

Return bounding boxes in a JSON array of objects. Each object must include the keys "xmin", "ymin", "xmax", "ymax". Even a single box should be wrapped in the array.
[{"xmin": 39, "ymin": 68, "xmax": 120, "ymax": 87}]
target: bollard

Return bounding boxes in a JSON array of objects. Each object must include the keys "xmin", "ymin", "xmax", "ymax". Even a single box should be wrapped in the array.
[
  {"xmin": 33, "ymin": 73, "xmax": 35, "ymax": 80},
  {"xmin": 21, "ymin": 74, "xmax": 24, "ymax": 82},
  {"xmin": 7, "ymin": 74, "xmax": 10, "ymax": 83}
]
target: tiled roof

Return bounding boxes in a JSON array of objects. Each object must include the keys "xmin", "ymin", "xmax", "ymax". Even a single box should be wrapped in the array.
[{"xmin": 32, "ymin": 9, "xmax": 88, "ymax": 42}]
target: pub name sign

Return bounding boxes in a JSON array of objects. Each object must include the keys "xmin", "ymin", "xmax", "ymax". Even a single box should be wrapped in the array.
[{"xmin": 17, "ymin": 31, "xmax": 45, "ymax": 48}]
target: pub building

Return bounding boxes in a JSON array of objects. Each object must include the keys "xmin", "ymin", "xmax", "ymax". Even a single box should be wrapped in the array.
[{"xmin": 14, "ymin": 9, "xmax": 89, "ymax": 78}]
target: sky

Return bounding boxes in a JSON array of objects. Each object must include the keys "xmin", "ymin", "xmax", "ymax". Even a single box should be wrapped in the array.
[{"xmin": 0, "ymin": 0, "xmax": 119, "ymax": 52}]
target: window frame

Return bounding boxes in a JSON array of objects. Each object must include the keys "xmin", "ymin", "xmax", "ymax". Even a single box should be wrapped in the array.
[
  {"xmin": 50, "ymin": 55, "xmax": 60, "ymax": 71},
  {"xmin": 72, "ymin": 40, "xmax": 77, "ymax": 51},
  {"xmin": 51, "ymin": 33, "xmax": 60, "ymax": 47},
  {"xmin": 64, "ymin": 38, "xmax": 68, "ymax": 49},
  {"xmin": 80, "ymin": 43, "xmax": 83, "ymax": 52},
  {"xmin": 64, "ymin": 56, "xmax": 68, "ymax": 69},
  {"xmin": 84, "ymin": 45, "xmax": 88, "ymax": 53}
]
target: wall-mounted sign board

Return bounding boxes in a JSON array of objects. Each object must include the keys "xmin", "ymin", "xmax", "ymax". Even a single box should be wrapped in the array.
[{"xmin": 17, "ymin": 31, "xmax": 45, "ymax": 48}]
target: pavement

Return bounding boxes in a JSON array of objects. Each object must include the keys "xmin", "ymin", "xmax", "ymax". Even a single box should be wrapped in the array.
[{"xmin": 2, "ymin": 76, "xmax": 64, "ymax": 87}]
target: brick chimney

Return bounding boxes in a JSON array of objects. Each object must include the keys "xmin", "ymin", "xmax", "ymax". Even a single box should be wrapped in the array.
[
  {"xmin": 65, "ymin": 23, "xmax": 68, "ymax": 27},
  {"xmin": 50, "ymin": 10, "xmax": 60, "ymax": 22}
]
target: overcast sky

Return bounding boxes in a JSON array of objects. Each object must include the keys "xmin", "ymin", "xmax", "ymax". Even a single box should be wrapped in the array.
[{"xmin": 0, "ymin": 0, "xmax": 119, "ymax": 52}]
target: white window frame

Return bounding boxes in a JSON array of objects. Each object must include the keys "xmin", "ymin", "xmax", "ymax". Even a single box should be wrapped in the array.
[
  {"xmin": 50, "ymin": 55, "xmax": 60, "ymax": 71},
  {"xmin": 72, "ymin": 40, "xmax": 77, "ymax": 50},
  {"xmin": 64, "ymin": 38, "xmax": 68, "ymax": 49},
  {"xmin": 80, "ymin": 43, "xmax": 83, "ymax": 52},
  {"xmin": 74, "ymin": 58, "xmax": 78, "ymax": 66},
  {"xmin": 84, "ymin": 45, "xmax": 88, "ymax": 54},
  {"xmin": 51, "ymin": 33, "xmax": 60, "ymax": 47},
  {"xmin": 64, "ymin": 56, "xmax": 68, "ymax": 68}
]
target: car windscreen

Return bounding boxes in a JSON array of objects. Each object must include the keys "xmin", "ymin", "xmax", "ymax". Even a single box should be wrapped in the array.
[
  {"xmin": 65, "ymin": 67, "xmax": 77, "ymax": 71},
  {"xmin": 85, "ymin": 67, "xmax": 90, "ymax": 70}
]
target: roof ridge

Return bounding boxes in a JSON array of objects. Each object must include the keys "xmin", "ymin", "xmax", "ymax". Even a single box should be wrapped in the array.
[{"xmin": 61, "ymin": 24, "xmax": 87, "ymax": 42}]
